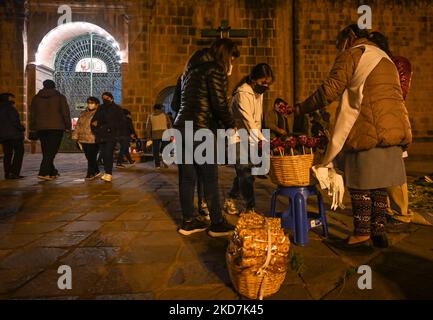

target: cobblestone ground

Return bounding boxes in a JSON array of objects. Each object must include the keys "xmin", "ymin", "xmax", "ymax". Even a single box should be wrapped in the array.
[{"xmin": 0, "ymin": 154, "xmax": 432, "ymax": 300}]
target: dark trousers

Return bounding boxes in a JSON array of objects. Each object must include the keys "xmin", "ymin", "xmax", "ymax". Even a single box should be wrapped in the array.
[
  {"xmin": 350, "ymin": 188, "xmax": 388, "ymax": 236},
  {"xmin": 82, "ymin": 143, "xmax": 99, "ymax": 176},
  {"xmin": 2, "ymin": 139, "xmax": 24, "ymax": 177},
  {"xmin": 228, "ymin": 143, "xmax": 255, "ymax": 210},
  {"xmin": 99, "ymin": 141, "xmax": 116, "ymax": 174},
  {"xmin": 178, "ymin": 162, "xmax": 223, "ymax": 224},
  {"xmin": 152, "ymin": 139, "xmax": 162, "ymax": 167},
  {"xmin": 196, "ymin": 168, "xmax": 204, "ymax": 205},
  {"xmin": 117, "ymin": 137, "xmax": 132, "ymax": 164},
  {"xmin": 229, "ymin": 164, "xmax": 255, "ymax": 210},
  {"xmin": 38, "ymin": 130, "xmax": 63, "ymax": 176}
]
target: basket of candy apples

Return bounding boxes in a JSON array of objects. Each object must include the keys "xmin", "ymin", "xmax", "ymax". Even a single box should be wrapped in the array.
[{"xmin": 269, "ymin": 134, "xmax": 328, "ymax": 187}]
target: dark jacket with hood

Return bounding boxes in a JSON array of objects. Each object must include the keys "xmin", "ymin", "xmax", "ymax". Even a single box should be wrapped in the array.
[
  {"xmin": 119, "ymin": 109, "xmax": 137, "ymax": 139},
  {"xmin": 91, "ymin": 102, "xmax": 127, "ymax": 143},
  {"xmin": 0, "ymin": 101, "xmax": 25, "ymax": 142},
  {"xmin": 29, "ymin": 88, "xmax": 71, "ymax": 131},
  {"xmin": 172, "ymin": 48, "xmax": 235, "ymax": 131}
]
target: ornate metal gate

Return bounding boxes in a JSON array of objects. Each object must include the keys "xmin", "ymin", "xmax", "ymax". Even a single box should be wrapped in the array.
[{"xmin": 53, "ymin": 34, "xmax": 122, "ymax": 151}]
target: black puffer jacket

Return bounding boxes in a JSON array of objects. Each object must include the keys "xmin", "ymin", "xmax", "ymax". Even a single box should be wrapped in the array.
[
  {"xmin": 0, "ymin": 101, "xmax": 25, "ymax": 142},
  {"xmin": 173, "ymin": 49, "xmax": 235, "ymax": 131},
  {"xmin": 91, "ymin": 102, "xmax": 127, "ymax": 143}
]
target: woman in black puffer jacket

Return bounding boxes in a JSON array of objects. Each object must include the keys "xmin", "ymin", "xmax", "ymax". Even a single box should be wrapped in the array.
[
  {"xmin": 172, "ymin": 38, "xmax": 240, "ymax": 237},
  {"xmin": 91, "ymin": 92, "xmax": 127, "ymax": 182}
]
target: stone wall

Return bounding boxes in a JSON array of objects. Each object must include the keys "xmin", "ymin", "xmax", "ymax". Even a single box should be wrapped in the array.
[
  {"xmin": 123, "ymin": 0, "xmax": 293, "ymax": 134},
  {"xmin": 294, "ymin": 0, "xmax": 433, "ymax": 148},
  {"xmin": 0, "ymin": 0, "xmax": 26, "ymax": 122},
  {"xmin": 1, "ymin": 0, "xmax": 432, "ymax": 157}
]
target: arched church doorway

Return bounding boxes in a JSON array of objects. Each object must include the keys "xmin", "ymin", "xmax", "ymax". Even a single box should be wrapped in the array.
[
  {"xmin": 156, "ymin": 86, "xmax": 176, "ymax": 115},
  {"xmin": 33, "ymin": 22, "xmax": 126, "ymax": 152},
  {"xmin": 54, "ymin": 34, "xmax": 122, "ymax": 151},
  {"xmin": 54, "ymin": 34, "xmax": 122, "ymax": 118}
]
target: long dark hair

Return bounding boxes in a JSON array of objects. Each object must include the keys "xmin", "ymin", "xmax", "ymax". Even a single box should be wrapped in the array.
[
  {"xmin": 369, "ymin": 31, "xmax": 393, "ymax": 57},
  {"xmin": 232, "ymin": 63, "xmax": 274, "ymax": 96},
  {"xmin": 210, "ymin": 38, "xmax": 240, "ymax": 73},
  {"xmin": 87, "ymin": 96, "xmax": 100, "ymax": 105}
]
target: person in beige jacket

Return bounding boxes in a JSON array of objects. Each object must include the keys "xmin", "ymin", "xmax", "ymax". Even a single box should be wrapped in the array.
[
  {"xmin": 296, "ymin": 24, "xmax": 412, "ymax": 248},
  {"xmin": 145, "ymin": 103, "xmax": 172, "ymax": 168},
  {"xmin": 72, "ymin": 97, "xmax": 101, "ymax": 180}
]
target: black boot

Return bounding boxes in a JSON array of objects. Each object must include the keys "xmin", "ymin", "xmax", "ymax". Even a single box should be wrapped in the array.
[{"xmin": 372, "ymin": 233, "xmax": 389, "ymax": 248}]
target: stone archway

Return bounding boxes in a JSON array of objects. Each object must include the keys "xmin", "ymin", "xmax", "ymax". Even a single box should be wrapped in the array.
[
  {"xmin": 54, "ymin": 34, "xmax": 122, "ymax": 118},
  {"xmin": 156, "ymin": 86, "xmax": 176, "ymax": 115},
  {"xmin": 30, "ymin": 22, "xmax": 127, "ymax": 152}
]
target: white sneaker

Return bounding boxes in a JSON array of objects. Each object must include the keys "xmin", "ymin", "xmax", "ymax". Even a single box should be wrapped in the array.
[
  {"xmin": 223, "ymin": 198, "xmax": 239, "ymax": 215},
  {"xmin": 101, "ymin": 173, "xmax": 112, "ymax": 182}
]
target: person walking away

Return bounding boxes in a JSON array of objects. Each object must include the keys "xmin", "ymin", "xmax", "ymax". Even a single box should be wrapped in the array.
[
  {"xmin": 173, "ymin": 38, "xmax": 240, "ymax": 237},
  {"xmin": 116, "ymin": 108, "xmax": 137, "ymax": 168},
  {"xmin": 29, "ymin": 80, "xmax": 71, "ymax": 181},
  {"xmin": 71, "ymin": 96, "xmax": 101, "ymax": 180},
  {"xmin": 0, "ymin": 93, "xmax": 25, "ymax": 179},
  {"xmin": 295, "ymin": 24, "xmax": 412, "ymax": 248},
  {"xmin": 145, "ymin": 104, "xmax": 171, "ymax": 169},
  {"xmin": 224, "ymin": 63, "xmax": 274, "ymax": 216},
  {"xmin": 91, "ymin": 92, "xmax": 127, "ymax": 182}
]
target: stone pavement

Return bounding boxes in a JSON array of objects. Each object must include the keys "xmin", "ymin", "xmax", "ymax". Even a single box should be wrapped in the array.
[{"xmin": 0, "ymin": 154, "xmax": 432, "ymax": 300}]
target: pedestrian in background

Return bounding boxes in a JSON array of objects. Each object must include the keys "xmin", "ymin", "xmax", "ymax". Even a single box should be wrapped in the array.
[
  {"xmin": 0, "ymin": 93, "xmax": 25, "ymax": 179},
  {"xmin": 91, "ymin": 92, "xmax": 126, "ymax": 182},
  {"xmin": 72, "ymin": 96, "xmax": 101, "ymax": 180},
  {"xmin": 145, "ymin": 103, "xmax": 172, "ymax": 169},
  {"xmin": 29, "ymin": 80, "xmax": 71, "ymax": 181},
  {"xmin": 116, "ymin": 108, "xmax": 137, "ymax": 169}
]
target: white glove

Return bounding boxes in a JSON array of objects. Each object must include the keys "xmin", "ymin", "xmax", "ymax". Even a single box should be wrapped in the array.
[
  {"xmin": 146, "ymin": 140, "xmax": 153, "ymax": 148},
  {"xmin": 312, "ymin": 166, "xmax": 331, "ymax": 190},
  {"xmin": 329, "ymin": 168, "xmax": 345, "ymax": 211},
  {"xmin": 312, "ymin": 166, "xmax": 345, "ymax": 211}
]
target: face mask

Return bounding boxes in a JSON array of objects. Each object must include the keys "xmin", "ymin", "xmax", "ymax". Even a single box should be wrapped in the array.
[
  {"xmin": 253, "ymin": 84, "xmax": 269, "ymax": 95},
  {"xmin": 227, "ymin": 62, "xmax": 233, "ymax": 76},
  {"xmin": 103, "ymin": 99, "xmax": 111, "ymax": 105},
  {"xmin": 87, "ymin": 103, "xmax": 97, "ymax": 110}
]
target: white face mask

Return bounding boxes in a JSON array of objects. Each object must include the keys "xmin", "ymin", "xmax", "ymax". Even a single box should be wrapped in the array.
[
  {"xmin": 227, "ymin": 62, "xmax": 233, "ymax": 76},
  {"xmin": 87, "ymin": 103, "xmax": 97, "ymax": 110}
]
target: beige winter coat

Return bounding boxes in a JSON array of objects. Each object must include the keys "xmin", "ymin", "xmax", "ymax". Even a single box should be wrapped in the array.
[
  {"xmin": 71, "ymin": 108, "xmax": 97, "ymax": 144},
  {"xmin": 300, "ymin": 38, "xmax": 412, "ymax": 152}
]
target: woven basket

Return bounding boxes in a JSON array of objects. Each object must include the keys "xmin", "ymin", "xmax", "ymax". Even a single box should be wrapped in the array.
[
  {"xmin": 226, "ymin": 253, "xmax": 287, "ymax": 300},
  {"xmin": 269, "ymin": 153, "xmax": 314, "ymax": 187}
]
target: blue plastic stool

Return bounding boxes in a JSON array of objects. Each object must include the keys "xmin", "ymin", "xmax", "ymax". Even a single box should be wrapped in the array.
[{"xmin": 269, "ymin": 185, "xmax": 329, "ymax": 246}]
